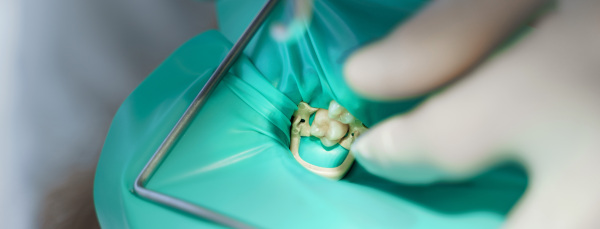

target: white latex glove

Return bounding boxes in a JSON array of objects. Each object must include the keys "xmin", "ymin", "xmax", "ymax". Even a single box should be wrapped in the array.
[{"xmin": 344, "ymin": 0, "xmax": 600, "ymax": 228}]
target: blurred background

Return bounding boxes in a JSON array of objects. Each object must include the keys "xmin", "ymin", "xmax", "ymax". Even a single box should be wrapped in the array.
[
  {"xmin": 2, "ymin": 0, "xmax": 598, "ymax": 228},
  {"xmin": 0, "ymin": 0, "xmax": 217, "ymax": 228}
]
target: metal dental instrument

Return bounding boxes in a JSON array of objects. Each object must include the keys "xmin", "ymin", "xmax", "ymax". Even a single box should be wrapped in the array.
[{"xmin": 133, "ymin": 0, "xmax": 280, "ymax": 228}]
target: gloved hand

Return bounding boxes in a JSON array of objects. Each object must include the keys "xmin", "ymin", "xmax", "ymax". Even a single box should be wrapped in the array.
[{"xmin": 344, "ymin": 0, "xmax": 600, "ymax": 228}]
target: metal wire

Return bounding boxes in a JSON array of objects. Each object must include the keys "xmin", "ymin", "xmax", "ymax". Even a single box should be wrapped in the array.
[{"xmin": 133, "ymin": 0, "xmax": 281, "ymax": 228}]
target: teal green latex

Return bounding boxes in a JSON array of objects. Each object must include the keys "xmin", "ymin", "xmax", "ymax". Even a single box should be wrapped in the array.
[
  {"xmin": 94, "ymin": 0, "xmax": 528, "ymax": 228},
  {"xmin": 298, "ymin": 112, "xmax": 350, "ymax": 168},
  {"xmin": 298, "ymin": 136, "xmax": 349, "ymax": 168}
]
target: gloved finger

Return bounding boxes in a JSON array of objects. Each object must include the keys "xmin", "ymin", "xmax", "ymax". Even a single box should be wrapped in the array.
[
  {"xmin": 351, "ymin": 0, "xmax": 600, "ymax": 227},
  {"xmin": 349, "ymin": 12, "xmax": 552, "ymax": 183},
  {"xmin": 344, "ymin": 0, "xmax": 547, "ymax": 100},
  {"xmin": 350, "ymin": 78, "xmax": 510, "ymax": 184},
  {"xmin": 503, "ymin": 154, "xmax": 600, "ymax": 229},
  {"xmin": 350, "ymin": 0, "xmax": 600, "ymax": 186}
]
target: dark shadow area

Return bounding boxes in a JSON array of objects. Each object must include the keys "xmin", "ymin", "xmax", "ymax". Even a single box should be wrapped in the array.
[{"xmin": 41, "ymin": 166, "xmax": 100, "ymax": 229}]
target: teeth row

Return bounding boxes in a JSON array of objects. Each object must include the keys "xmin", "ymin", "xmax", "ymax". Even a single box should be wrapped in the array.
[
  {"xmin": 310, "ymin": 109, "xmax": 348, "ymax": 147},
  {"xmin": 291, "ymin": 101, "xmax": 367, "ymax": 150}
]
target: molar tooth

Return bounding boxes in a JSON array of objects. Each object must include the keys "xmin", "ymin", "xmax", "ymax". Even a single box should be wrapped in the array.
[
  {"xmin": 328, "ymin": 100, "xmax": 344, "ymax": 118},
  {"xmin": 339, "ymin": 111, "xmax": 355, "ymax": 124},
  {"xmin": 326, "ymin": 119, "xmax": 348, "ymax": 141},
  {"xmin": 310, "ymin": 124, "xmax": 326, "ymax": 138},
  {"xmin": 314, "ymin": 109, "xmax": 330, "ymax": 123},
  {"xmin": 320, "ymin": 137, "xmax": 338, "ymax": 147}
]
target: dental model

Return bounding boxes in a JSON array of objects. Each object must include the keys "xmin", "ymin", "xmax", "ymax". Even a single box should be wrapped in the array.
[{"xmin": 290, "ymin": 101, "xmax": 368, "ymax": 180}]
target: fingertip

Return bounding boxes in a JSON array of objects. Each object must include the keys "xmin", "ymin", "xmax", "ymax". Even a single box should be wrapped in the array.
[
  {"xmin": 350, "ymin": 115, "xmax": 474, "ymax": 184},
  {"xmin": 344, "ymin": 0, "xmax": 548, "ymax": 101},
  {"xmin": 351, "ymin": 125, "xmax": 448, "ymax": 184},
  {"xmin": 343, "ymin": 39, "xmax": 450, "ymax": 100},
  {"xmin": 352, "ymin": 116, "xmax": 420, "ymax": 164},
  {"xmin": 343, "ymin": 44, "xmax": 391, "ymax": 99},
  {"xmin": 350, "ymin": 129, "xmax": 376, "ymax": 162}
]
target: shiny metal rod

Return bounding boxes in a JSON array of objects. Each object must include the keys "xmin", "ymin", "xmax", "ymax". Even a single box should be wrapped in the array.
[{"xmin": 133, "ymin": 0, "xmax": 280, "ymax": 228}]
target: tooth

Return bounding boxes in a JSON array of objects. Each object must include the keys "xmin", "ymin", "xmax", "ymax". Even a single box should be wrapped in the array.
[
  {"xmin": 339, "ymin": 111, "xmax": 355, "ymax": 124},
  {"xmin": 292, "ymin": 102, "xmax": 318, "ymax": 137},
  {"xmin": 326, "ymin": 119, "xmax": 348, "ymax": 142},
  {"xmin": 313, "ymin": 109, "xmax": 330, "ymax": 123},
  {"xmin": 310, "ymin": 124, "xmax": 326, "ymax": 138},
  {"xmin": 328, "ymin": 100, "xmax": 344, "ymax": 119},
  {"xmin": 293, "ymin": 101, "xmax": 368, "ymax": 158},
  {"xmin": 320, "ymin": 137, "xmax": 338, "ymax": 147},
  {"xmin": 311, "ymin": 109, "xmax": 330, "ymax": 138}
]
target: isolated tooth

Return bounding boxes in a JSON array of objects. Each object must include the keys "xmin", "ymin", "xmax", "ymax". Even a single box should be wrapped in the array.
[
  {"xmin": 326, "ymin": 119, "xmax": 348, "ymax": 142},
  {"xmin": 297, "ymin": 101, "xmax": 367, "ymax": 149},
  {"xmin": 328, "ymin": 100, "xmax": 344, "ymax": 118},
  {"xmin": 313, "ymin": 109, "xmax": 330, "ymax": 123},
  {"xmin": 310, "ymin": 124, "xmax": 326, "ymax": 138},
  {"xmin": 289, "ymin": 101, "xmax": 369, "ymax": 180},
  {"xmin": 328, "ymin": 100, "xmax": 356, "ymax": 124},
  {"xmin": 338, "ymin": 111, "xmax": 355, "ymax": 124},
  {"xmin": 311, "ymin": 109, "xmax": 329, "ymax": 137}
]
